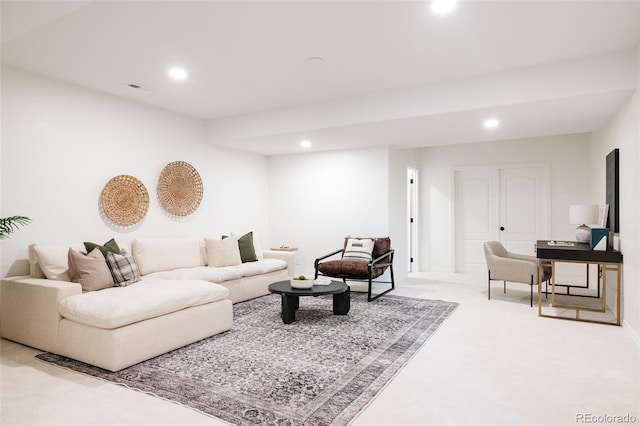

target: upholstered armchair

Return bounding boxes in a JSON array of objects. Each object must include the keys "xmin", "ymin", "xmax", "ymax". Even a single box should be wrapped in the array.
[
  {"xmin": 314, "ymin": 237, "xmax": 395, "ymax": 302},
  {"xmin": 483, "ymin": 241, "xmax": 551, "ymax": 307}
]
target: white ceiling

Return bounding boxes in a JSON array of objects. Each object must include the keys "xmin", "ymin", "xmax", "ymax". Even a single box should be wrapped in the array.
[{"xmin": 2, "ymin": 0, "xmax": 639, "ymax": 155}]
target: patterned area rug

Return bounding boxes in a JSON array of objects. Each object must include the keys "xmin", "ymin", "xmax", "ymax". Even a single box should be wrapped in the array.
[{"xmin": 37, "ymin": 293, "xmax": 458, "ymax": 426}]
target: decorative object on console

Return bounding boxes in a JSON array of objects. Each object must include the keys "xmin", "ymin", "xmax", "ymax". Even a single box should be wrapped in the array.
[
  {"xmin": 597, "ymin": 204, "xmax": 609, "ymax": 228},
  {"xmin": 569, "ymin": 204, "xmax": 599, "ymax": 243},
  {"xmin": 270, "ymin": 246, "xmax": 299, "ymax": 252},
  {"xmin": 590, "ymin": 228, "xmax": 610, "ymax": 251},
  {"xmin": 101, "ymin": 175, "xmax": 149, "ymax": 226},
  {"xmin": 157, "ymin": 161, "xmax": 203, "ymax": 217}
]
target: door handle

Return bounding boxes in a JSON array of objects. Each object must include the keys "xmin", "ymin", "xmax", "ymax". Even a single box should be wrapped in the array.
[{"xmin": 499, "ymin": 226, "xmax": 505, "ymax": 231}]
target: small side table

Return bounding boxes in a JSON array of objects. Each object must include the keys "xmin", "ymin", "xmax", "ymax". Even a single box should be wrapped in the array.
[{"xmin": 269, "ymin": 247, "xmax": 299, "ymax": 277}]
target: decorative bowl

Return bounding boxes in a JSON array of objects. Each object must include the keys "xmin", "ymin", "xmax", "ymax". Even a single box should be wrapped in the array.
[{"xmin": 290, "ymin": 277, "xmax": 313, "ymax": 289}]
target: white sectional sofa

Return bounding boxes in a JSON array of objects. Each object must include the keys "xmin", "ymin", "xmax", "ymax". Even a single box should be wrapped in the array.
[{"xmin": 0, "ymin": 236, "xmax": 292, "ymax": 371}]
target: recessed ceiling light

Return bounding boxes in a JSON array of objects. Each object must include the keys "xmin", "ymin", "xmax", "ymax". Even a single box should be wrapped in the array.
[
  {"xmin": 431, "ymin": 0, "xmax": 457, "ymax": 15},
  {"xmin": 484, "ymin": 119, "xmax": 500, "ymax": 129},
  {"xmin": 168, "ymin": 67, "xmax": 188, "ymax": 80},
  {"xmin": 300, "ymin": 140, "xmax": 312, "ymax": 148}
]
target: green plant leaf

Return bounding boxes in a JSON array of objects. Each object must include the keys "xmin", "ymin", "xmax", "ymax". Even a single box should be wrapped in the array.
[{"xmin": 0, "ymin": 216, "xmax": 32, "ymax": 239}]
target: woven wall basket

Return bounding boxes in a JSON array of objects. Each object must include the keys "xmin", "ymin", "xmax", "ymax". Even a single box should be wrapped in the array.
[
  {"xmin": 157, "ymin": 161, "xmax": 203, "ymax": 216},
  {"xmin": 100, "ymin": 175, "xmax": 149, "ymax": 226}
]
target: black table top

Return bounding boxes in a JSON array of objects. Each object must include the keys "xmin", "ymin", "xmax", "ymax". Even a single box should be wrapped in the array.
[
  {"xmin": 268, "ymin": 280, "xmax": 348, "ymax": 296},
  {"xmin": 536, "ymin": 240, "xmax": 623, "ymax": 263}
]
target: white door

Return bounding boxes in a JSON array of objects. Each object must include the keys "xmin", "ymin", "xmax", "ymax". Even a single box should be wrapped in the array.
[
  {"xmin": 499, "ymin": 167, "xmax": 549, "ymax": 256},
  {"xmin": 454, "ymin": 164, "xmax": 550, "ymax": 273},
  {"xmin": 454, "ymin": 168, "xmax": 499, "ymax": 274}
]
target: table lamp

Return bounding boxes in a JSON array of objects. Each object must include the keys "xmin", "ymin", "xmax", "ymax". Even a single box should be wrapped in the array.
[{"xmin": 569, "ymin": 204, "xmax": 598, "ymax": 243}]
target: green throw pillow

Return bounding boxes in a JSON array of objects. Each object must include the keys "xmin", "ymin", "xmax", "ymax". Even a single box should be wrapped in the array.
[
  {"xmin": 84, "ymin": 238, "xmax": 121, "ymax": 258},
  {"xmin": 222, "ymin": 232, "xmax": 257, "ymax": 263}
]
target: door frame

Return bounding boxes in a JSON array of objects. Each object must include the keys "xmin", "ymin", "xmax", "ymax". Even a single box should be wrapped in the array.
[
  {"xmin": 407, "ymin": 167, "xmax": 419, "ymax": 273},
  {"xmin": 451, "ymin": 162, "xmax": 551, "ymax": 273}
]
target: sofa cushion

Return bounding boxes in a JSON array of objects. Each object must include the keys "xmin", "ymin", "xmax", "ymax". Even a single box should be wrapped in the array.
[
  {"xmin": 236, "ymin": 261, "xmax": 268, "ymax": 277},
  {"xmin": 205, "ymin": 237, "xmax": 242, "ymax": 267},
  {"xmin": 68, "ymin": 248, "xmax": 115, "ymax": 292},
  {"xmin": 146, "ymin": 266, "xmax": 244, "ymax": 283},
  {"xmin": 144, "ymin": 258, "xmax": 287, "ymax": 283},
  {"xmin": 131, "ymin": 238, "xmax": 206, "ymax": 275},
  {"xmin": 257, "ymin": 258, "xmax": 288, "ymax": 273},
  {"xmin": 318, "ymin": 259, "xmax": 386, "ymax": 279},
  {"xmin": 58, "ymin": 278, "xmax": 229, "ymax": 330}
]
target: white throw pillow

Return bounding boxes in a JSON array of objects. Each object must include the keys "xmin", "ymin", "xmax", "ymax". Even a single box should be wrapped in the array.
[
  {"xmin": 343, "ymin": 238, "xmax": 375, "ymax": 262},
  {"xmin": 32, "ymin": 244, "xmax": 78, "ymax": 281},
  {"xmin": 28, "ymin": 244, "xmax": 46, "ymax": 278},
  {"xmin": 205, "ymin": 237, "xmax": 242, "ymax": 267}
]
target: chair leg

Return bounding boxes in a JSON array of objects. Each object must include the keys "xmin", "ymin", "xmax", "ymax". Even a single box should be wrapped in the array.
[
  {"xmin": 503, "ymin": 281, "xmax": 506, "ymax": 294},
  {"xmin": 530, "ymin": 275, "xmax": 534, "ymax": 307},
  {"xmin": 389, "ymin": 264, "xmax": 395, "ymax": 291},
  {"xmin": 487, "ymin": 270, "xmax": 491, "ymax": 300},
  {"xmin": 366, "ymin": 265, "xmax": 395, "ymax": 302}
]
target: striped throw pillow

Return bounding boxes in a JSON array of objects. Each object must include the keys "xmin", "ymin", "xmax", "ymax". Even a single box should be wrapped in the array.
[{"xmin": 343, "ymin": 238, "xmax": 374, "ymax": 262}]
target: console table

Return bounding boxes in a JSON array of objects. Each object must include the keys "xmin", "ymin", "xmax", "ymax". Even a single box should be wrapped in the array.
[{"xmin": 535, "ymin": 240, "xmax": 623, "ymax": 325}]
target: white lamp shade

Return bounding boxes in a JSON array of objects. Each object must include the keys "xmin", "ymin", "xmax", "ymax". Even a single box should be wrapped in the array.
[{"xmin": 569, "ymin": 204, "xmax": 598, "ymax": 225}]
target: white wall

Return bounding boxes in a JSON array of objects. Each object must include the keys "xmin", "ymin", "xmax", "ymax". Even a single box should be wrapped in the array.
[
  {"xmin": 0, "ymin": 67, "xmax": 269, "ymax": 277},
  {"xmin": 418, "ymin": 133, "xmax": 594, "ymax": 273},
  {"xmin": 267, "ymin": 147, "xmax": 392, "ymax": 277},
  {"xmin": 590, "ymin": 50, "xmax": 640, "ymax": 340}
]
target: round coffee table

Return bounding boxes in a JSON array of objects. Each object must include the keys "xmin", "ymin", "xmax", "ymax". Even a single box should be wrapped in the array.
[{"xmin": 268, "ymin": 280, "xmax": 350, "ymax": 324}]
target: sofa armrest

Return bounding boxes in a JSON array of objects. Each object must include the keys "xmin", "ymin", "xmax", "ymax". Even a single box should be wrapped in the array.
[
  {"xmin": 262, "ymin": 250, "xmax": 296, "ymax": 275},
  {"xmin": 1, "ymin": 276, "xmax": 81, "ymax": 352}
]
